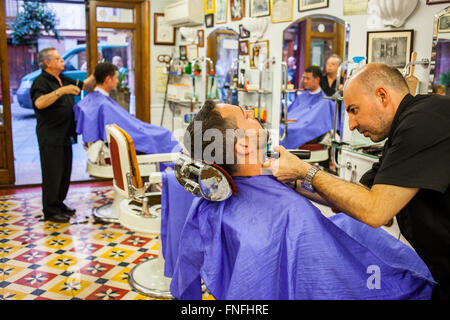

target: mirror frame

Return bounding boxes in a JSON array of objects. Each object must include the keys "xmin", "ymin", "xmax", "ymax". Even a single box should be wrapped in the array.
[
  {"xmin": 281, "ymin": 13, "xmax": 350, "ymax": 76},
  {"xmin": 428, "ymin": 6, "xmax": 450, "ymax": 94}
]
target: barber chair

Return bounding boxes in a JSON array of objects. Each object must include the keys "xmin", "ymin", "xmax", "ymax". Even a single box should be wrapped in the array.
[
  {"xmin": 92, "ymin": 125, "xmax": 172, "ymax": 224},
  {"xmin": 102, "ymin": 124, "xmax": 180, "ymax": 298}
]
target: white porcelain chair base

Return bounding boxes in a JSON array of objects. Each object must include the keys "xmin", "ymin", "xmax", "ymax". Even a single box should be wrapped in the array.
[
  {"xmin": 87, "ymin": 160, "xmax": 113, "ymax": 178},
  {"xmin": 92, "ymin": 186, "xmax": 126, "ymax": 223},
  {"xmin": 128, "ymin": 236, "xmax": 173, "ymax": 299},
  {"xmin": 119, "ymin": 199, "xmax": 162, "ymax": 234}
]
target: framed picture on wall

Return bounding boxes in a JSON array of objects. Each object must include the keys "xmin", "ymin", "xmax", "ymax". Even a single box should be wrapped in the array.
[
  {"xmin": 205, "ymin": 13, "xmax": 215, "ymax": 28},
  {"xmin": 205, "ymin": 0, "xmax": 216, "ymax": 13},
  {"xmin": 239, "ymin": 40, "xmax": 249, "ymax": 55},
  {"xmin": 366, "ymin": 30, "xmax": 414, "ymax": 68},
  {"xmin": 216, "ymin": 0, "xmax": 228, "ymax": 24},
  {"xmin": 179, "ymin": 45, "xmax": 187, "ymax": 60},
  {"xmin": 197, "ymin": 29, "xmax": 205, "ymax": 47},
  {"xmin": 186, "ymin": 44, "xmax": 199, "ymax": 61},
  {"xmin": 271, "ymin": 0, "xmax": 293, "ymax": 23},
  {"xmin": 439, "ymin": 13, "xmax": 450, "ymax": 33},
  {"xmin": 426, "ymin": 0, "xmax": 450, "ymax": 5},
  {"xmin": 230, "ymin": 0, "xmax": 245, "ymax": 21},
  {"xmin": 249, "ymin": 40, "xmax": 269, "ymax": 69},
  {"xmin": 239, "ymin": 24, "xmax": 250, "ymax": 39},
  {"xmin": 154, "ymin": 13, "xmax": 175, "ymax": 45},
  {"xmin": 250, "ymin": 0, "xmax": 270, "ymax": 17},
  {"xmin": 298, "ymin": 0, "xmax": 329, "ymax": 12}
]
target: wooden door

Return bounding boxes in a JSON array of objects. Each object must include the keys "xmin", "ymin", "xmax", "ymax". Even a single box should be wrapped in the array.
[
  {"xmin": 304, "ymin": 18, "xmax": 345, "ymax": 70},
  {"xmin": 86, "ymin": 0, "xmax": 150, "ymax": 122},
  {"xmin": 0, "ymin": 0, "xmax": 15, "ymax": 185}
]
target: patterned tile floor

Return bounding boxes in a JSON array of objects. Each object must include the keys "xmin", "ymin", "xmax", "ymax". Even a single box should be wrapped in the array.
[{"xmin": 0, "ymin": 183, "xmax": 194, "ymax": 300}]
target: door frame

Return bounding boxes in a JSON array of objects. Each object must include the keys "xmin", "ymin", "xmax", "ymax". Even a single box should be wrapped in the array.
[
  {"xmin": 0, "ymin": 0, "xmax": 15, "ymax": 185},
  {"xmin": 86, "ymin": 0, "xmax": 150, "ymax": 122}
]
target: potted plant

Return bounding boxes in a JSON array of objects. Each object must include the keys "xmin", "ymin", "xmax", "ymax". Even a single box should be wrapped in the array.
[
  {"xmin": 10, "ymin": 2, "xmax": 60, "ymax": 45},
  {"xmin": 110, "ymin": 68, "xmax": 130, "ymax": 111}
]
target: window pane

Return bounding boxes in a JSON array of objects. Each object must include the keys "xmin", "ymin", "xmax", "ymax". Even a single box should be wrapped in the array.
[{"xmin": 96, "ymin": 7, "xmax": 134, "ymax": 23}]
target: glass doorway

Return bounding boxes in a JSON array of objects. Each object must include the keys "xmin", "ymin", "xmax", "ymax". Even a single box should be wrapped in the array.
[{"xmin": 86, "ymin": 0, "xmax": 150, "ymax": 122}]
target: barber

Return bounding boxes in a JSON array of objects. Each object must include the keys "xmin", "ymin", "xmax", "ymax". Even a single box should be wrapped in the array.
[
  {"xmin": 320, "ymin": 54, "xmax": 343, "ymax": 96},
  {"xmin": 30, "ymin": 47, "xmax": 95, "ymax": 223},
  {"xmin": 263, "ymin": 62, "xmax": 450, "ymax": 300}
]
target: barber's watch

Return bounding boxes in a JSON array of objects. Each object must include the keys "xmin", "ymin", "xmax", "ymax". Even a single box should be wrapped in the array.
[
  {"xmin": 301, "ymin": 166, "xmax": 320, "ymax": 193},
  {"xmin": 55, "ymin": 90, "xmax": 61, "ymax": 97}
]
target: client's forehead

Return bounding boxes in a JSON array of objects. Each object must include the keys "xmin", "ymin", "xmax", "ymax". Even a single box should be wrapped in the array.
[{"xmin": 215, "ymin": 104, "xmax": 242, "ymax": 120}]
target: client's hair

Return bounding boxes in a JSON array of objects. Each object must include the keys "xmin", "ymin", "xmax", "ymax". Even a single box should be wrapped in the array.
[
  {"xmin": 183, "ymin": 100, "xmax": 238, "ymax": 174},
  {"xmin": 94, "ymin": 62, "xmax": 118, "ymax": 84},
  {"xmin": 305, "ymin": 65, "xmax": 323, "ymax": 79}
]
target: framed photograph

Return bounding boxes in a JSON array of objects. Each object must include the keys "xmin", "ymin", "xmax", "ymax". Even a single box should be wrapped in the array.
[
  {"xmin": 239, "ymin": 40, "xmax": 249, "ymax": 55},
  {"xmin": 205, "ymin": 13, "xmax": 215, "ymax": 28},
  {"xmin": 343, "ymin": 0, "xmax": 368, "ymax": 16},
  {"xmin": 186, "ymin": 44, "xmax": 199, "ymax": 61},
  {"xmin": 250, "ymin": 0, "xmax": 270, "ymax": 17},
  {"xmin": 249, "ymin": 40, "xmax": 269, "ymax": 69},
  {"xmin": 197, "ymin": 29, "xmax": 205, "ymax": 47},
  {"xmin": 439, "ymin": 13, "xmax": 450, "ymax": 33},
  {"xmin": 179, "ymin": 45, "xmax": 187, "ymax": 60},
  {"xmin": 366, "ymin": 30, "xmax": 414, "ymax": 69},
  {"xmin": 239, "ymin": 24, "xmax": 250, "ymax": 39},
  {"xmin": 216, "ymin": 0, "xmax": 227, "ymax": 24},
  {"xmin": 154, "ymin": 13, "xmax": 175, "ymax": 45},
  {"xmin": 298, "ymin": 0, "xmax": 329, "ymax": 12},
  {"xmin": 205, "ymin": 0, "xmax": 216, "ymax": 13},
  {"xmin": 426, "ymin": 0, "xmax": 450, "ymax": 5},
  {"xmin": 230, "ymin": 0, "xmax": 245, "ymax": 21},
  {"xmin": 271, "ymin": 0, "xmax": 293, "ymax": 23}
]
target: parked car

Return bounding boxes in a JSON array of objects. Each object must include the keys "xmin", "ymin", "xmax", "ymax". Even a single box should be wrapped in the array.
[{"xmin": 17, "ymin": 43, "xmax": 127, "ymax": 109}]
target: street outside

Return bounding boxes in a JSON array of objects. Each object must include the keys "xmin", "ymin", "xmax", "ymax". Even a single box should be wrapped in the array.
[{"xmin": 10, "ymin": 94, "xmax": 90, "ymax": 185}]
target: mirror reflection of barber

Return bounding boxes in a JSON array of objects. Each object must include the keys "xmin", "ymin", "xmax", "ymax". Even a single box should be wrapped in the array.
[{"xmin": 263, "ymin": 62, "xmax": 450, "ymax": 301}]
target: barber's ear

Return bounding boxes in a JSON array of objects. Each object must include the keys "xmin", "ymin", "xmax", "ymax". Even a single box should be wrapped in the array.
[{"xmin": 375, "ymin": 87, "xmax": 388, "ymax": 105}]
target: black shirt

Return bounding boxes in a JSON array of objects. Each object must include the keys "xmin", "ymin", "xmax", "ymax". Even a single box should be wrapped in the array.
[
  {"xmin": 360, "ymin": 94, "xmax": 450, "ymax": 300},
  {"xmin": 30, "ymin": 70, "xmax": 84, "ymax": 146},
  {"xmin": 320, "ymin": 75, "xmax": 343, "ymax": 97}
]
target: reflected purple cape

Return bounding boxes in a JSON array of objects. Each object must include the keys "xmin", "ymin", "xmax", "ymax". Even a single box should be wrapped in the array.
[
  {"xmin": 168, "ymin": 175, "xmax": 435, "ymax": 300},
  {"xmin": 73, "ymin": 92, "xmax": 181, "ymax": 154},
  {"xmin": 280, "ymin": 90, "xmax": 344, "ymax": 149}
]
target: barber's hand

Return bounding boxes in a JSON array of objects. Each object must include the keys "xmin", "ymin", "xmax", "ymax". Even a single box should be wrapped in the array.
[
  {"xmin": 262, "ymin": 145, "xmax": 312, "ymax": 183},
  {"xmin": 60, "ymin": 84, "xmax": 81, "ymax": 96}
]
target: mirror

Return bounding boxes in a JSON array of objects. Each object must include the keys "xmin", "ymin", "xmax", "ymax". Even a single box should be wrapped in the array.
[
  {"xmin": 280, "ymin": 15, "xmax": 349, "ymax": 152},
  {"xmin": 206, "ymin": 27, "xmax": 239, "ymax": 103},
  {"xmin": 174, "ymin": 153, "xmax": 233, "ymax": 201},
  {"xmin": 429, "ymin": 6, "xmax": 450, "ymax": 96},
  {"xmin": 199, "ymin": 166, "xmax": 232, "ymax": 201}
]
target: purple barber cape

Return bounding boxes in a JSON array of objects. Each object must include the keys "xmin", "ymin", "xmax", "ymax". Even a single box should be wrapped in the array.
[
  {"xmin": 170, "ymin": 175, "xmax": 436, "ymax": 300},
  {"xmin": 160, "ymin": 170, "xmax": 196, "ymax": 277},
  {"xmin": 280, "ymin": 90, "xmax": 344, "ymax": 149},
  {"xmin": 74, "ymin": 91, "xmax": 181, "ymax": 155}
]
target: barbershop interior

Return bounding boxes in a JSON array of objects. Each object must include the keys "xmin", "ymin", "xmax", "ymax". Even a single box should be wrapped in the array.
[{"xmin": 0, "ymin": 0, "xmax": 448, "ymax": 301}]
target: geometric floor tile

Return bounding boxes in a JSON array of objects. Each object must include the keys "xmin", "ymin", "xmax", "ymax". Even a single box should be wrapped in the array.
[
  {"xmin": 47, "ymin": 276, "xmax": 93, "ymax": 297},
  {"xmin": 84, "ymin": 285, "xmax": 129, "ymax": 300},
  {"xmin": 14, "ymin": 270, "xmax": 59, "ymax": 288},
  {"xmin": 0, "ymin": 183, "xmax": 211, "ymax": 300}
]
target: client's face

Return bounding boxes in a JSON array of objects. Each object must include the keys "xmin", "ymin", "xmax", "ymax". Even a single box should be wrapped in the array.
[{"xmin": 216, "ymin": 104, "xmax": 268, "ymax": 150}]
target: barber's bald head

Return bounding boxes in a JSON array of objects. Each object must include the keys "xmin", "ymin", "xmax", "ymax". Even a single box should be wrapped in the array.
[
  {"xmin": 345, "ymin": 62, "xmax": 409, "ymax": 96},
  {"xmin": 343, "ymin": 63, "xmax": 410, "ymax": 143}
]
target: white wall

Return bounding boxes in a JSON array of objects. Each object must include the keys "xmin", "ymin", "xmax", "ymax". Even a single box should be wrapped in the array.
[{"xmin": 151, "ymin": 0, "xmax": 449, "ymax": 143}]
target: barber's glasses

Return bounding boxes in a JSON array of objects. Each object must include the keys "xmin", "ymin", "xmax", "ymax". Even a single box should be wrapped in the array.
[{"xmin": 174, "ymin": 149, "xmax": 311, "ymax": 202}]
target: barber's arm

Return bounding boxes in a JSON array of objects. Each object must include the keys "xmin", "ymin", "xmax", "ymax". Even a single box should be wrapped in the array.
[
  {"xmin": 83, "ymin": 74, "xmax": 96, "ymax": 92},
  {"xmin": 263, "ymin": 146, "xmax": 419, "ymax": 228},
  {"xmin": 34, "ymin": 85, "xmax": 81, "ymax": 110}
]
